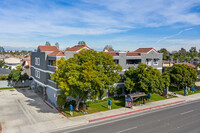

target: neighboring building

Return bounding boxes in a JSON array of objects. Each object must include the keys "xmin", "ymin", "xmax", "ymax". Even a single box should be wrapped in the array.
[
  {"xmin": 30, "ymin": 45, "xmax": 162, "ymax": 107},
  {"xmin": 106, "ymin": 48, "xmax": 163, "ymax": 73},
  {"xmin": 0, "ymin": 68, "xmax": 11, "ymax": 75},
  {"xmin": 30, "ymin": 45, "xmax": 90, "ymax": 106},
  {"xmin": 22, "ymin": 58, "xmax": 31, "ymax": 76},
  {"xmin": 4, "ymin": 57, "xmax": 22, "ymax": 69}
]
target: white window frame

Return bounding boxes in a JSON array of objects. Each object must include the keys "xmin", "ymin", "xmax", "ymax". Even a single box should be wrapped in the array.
[
  {"xmin": 37, "ymin": 71, "xmax": 40, "ymax": 78},
  {"xmin": 35, "ymin": 70, "xmax": 38, "ymax": 77},
  {"xmin": 35, "ymin": 70, "xmax": 40, "ymax": 79},
  {"xmin": 153, "ymin": 59, "xmax": 159, "ymax": 65},
  {"xmin": 35, "ymin": 57, "xmax": 37, "ymax": 65},
  {"xmin": 38, "ymin": 58, "xmax": 40, "ymax": 66},
  {"xmin": 146, "ymin": 59, "xmax": 152, "ymax": 66},
  {"xmin": 35, "ymin": 57, "xmax": 40, "ymax": 66}
]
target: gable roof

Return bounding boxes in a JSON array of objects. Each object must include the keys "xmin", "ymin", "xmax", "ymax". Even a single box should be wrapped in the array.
[
  {"xmin": 65, "ymin": 45, "xmax": 90, "ymax": 52},
  {"xmin": 126, "ymin": 52, "xmax": 140, "ymax": 56},
  {"xmin": 48, "ymin": 51, "xmax": 65, "ymax": 56},
  {"xmin": 133, "ymin": 48, "xmax": 158, "ymax": 53},
  {"xmin": 38, "ymin": 45, "xmax": 59, "ymax": 52},
  {"xmin": 22, "ymin": 58, "xmax": 31, "ymax": 68},
  {"xmin": 105, "ymin": 52, "xmax": 119, "ymax": 56}
]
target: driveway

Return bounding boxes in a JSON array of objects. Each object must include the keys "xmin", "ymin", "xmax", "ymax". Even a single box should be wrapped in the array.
[{"xmin": 0, "ymin": 88, "xmax": 69, "ymax": 133}]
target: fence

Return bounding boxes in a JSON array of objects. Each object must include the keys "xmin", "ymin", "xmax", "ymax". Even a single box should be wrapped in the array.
[{"xmin": 0, "ymin": 80, "xmax": 31, "ymax": 88}]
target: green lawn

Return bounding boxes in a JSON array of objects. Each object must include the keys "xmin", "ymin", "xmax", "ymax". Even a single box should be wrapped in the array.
[
  {"xmin": 0, "ymin": 86, "xmax": 29, "ymax": 90},
  {"xmin": 169, "ymin": 86, "xmax": 200, "ymax": 95},
  {"xmin": 61, "ymin": 94, "xmax": 176, "ymax": 117},
  {"xmin": 0, "ymin": 87, "xmax": 15, "ymax": 90}
]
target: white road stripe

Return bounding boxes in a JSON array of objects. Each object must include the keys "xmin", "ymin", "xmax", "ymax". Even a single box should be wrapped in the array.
[
  {"xmin": 116, "ymin": 126, "xmax": 137, "ymax": 133},
  {"xmin": 180, "ymin": 110, "xmax": 194, "ymax": 115},
  {"xmin": 48, "ymin": 100, "xmax": 200, "ymax": 133}
]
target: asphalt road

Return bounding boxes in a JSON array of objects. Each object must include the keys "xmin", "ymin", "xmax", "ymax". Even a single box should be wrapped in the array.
[{"xmin": 52, "ymin": 100, "xmax": 200, "ymax": 133}]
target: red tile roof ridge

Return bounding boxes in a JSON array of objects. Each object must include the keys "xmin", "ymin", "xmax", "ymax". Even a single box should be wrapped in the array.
[
  {"xmin": 133, "ymin": 48, "xmax": 158, "ymax": 53},
  {"xmin": 65, "ymin": 45, "xmax": 90, "ymax": 52},
  {"xmin": 38, "ymin": 45, "xmax": 59, "ymax": 52}
]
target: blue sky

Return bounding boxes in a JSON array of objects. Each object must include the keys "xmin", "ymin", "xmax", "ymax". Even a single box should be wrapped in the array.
[{"xmin": 0, "ymin": 0, "xmax": 200, "ymax": 51}]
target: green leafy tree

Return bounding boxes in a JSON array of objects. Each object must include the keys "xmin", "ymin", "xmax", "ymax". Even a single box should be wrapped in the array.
[
  {"xmin": 8, "ymin": 66, "xmax": 29, "ymax": 85},
  {"xmin": 55, "ymin": 42, "xmax": 59, "ymax": 49},
  {"xmin": 45, "ymin": 41, "xmax": 51, "ymax": 46},
  {"xmin": 57, "ymin": 91, "xmax": 66, "ymax": 108},
  {"xmin": 124, "ymin": 63, "xmax": 164, "ymax": 94},
  {"xmin": 0, "ymin": 60, "xmax": 5, "ymax": 68},
  {"xmin": 77, "ymin": 41, "xmax": 86, "ymax": 46},
  {"xmin": 167, "ymin": 64, "xmax": 197, "ymax": 89},
  {"xmin": 51, "ymin": 49, "xmax": 122, "ymax": 110},
  {"xmin": 103, "ymin": 45, "xmax": 114, "ymax": 51},
  {"xmin": 158, "ymin": 48, "xmax": 170, "ymax": 60}
]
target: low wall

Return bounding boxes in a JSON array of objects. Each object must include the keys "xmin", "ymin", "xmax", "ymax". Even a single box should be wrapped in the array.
[{"xmin": 0, "ymin": 80, "xmax": 31, "ymax": 88}]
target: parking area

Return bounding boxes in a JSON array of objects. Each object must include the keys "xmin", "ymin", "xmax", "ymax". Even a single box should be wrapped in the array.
[{"xmin": 0, "ymin": 88, "xmax": 68, "ymax": 133}]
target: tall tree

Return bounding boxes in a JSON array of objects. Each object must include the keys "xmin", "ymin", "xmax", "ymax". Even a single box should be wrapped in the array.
[
  {"xmin": 166, "ymin": 64, "xmax": 197, "ymax": 89},
  {"xmin": 77, "ymin": 41, "xmax": 86, "ymax": 46},
  {"xmin": 124, "ymin": 63, "xmax": 164, "ymax": 94},
  {"xmin": 103, "ymin": 45, "xmax": 114, "ymax": 52},
  {"xmin": 51, "ymin": 49, "xmax": 122, "ymax": 110},
  {"xmin": 158, "ymin": 48, "xmax": 170, "ymax": 60},
  {"xmin": 55, "ymin": 42, "xmax": 59, "ymax": 49},
  {"xmin": 45, "ymin": 41, "xmax": 51, "ymax": 46}
]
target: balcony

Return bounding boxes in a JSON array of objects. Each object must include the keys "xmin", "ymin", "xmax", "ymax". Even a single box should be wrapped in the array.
[
  {"xmin": 47, "ymin": 79, "xmax": 57, "ymax": 89},
  {"xmin": 47, "ymin": 65, "xmax": 56, "ymax": 72}
]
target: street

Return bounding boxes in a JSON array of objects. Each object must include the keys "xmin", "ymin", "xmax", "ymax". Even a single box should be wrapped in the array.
[{"xmin": 53, "ymin": 100, "xmax": 200, "ymax": 133}]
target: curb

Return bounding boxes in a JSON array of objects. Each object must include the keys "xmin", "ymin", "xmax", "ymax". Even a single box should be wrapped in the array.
[
  {"xmin": 56, "ymin": 107, "xmax": 68, "ymax": 118},
  {"xmin": 89, "ymin": 100, "xmax": 185, "ymax": 123},
  {"xmin": 0, "ymin": 123, "xmax": 2, "ymax": 132},
  {"xmin": 43, "ymin": 100, "xmax": 54, "ymax": 109}
]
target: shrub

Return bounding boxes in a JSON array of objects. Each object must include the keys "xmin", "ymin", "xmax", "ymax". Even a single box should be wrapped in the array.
[
  {"xmin": 0, "ymin": 74, "xmax": 8, "ymax": 80},
  {"xmin": 57, "ymin": 95, "xmax": 66, "ymax": 108}
]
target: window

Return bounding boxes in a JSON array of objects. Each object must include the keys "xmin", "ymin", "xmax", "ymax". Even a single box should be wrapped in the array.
[
  {"xmin": 35, "ymin": 57, "xmax": 40, "ymax": 66},
  {"xmin": 126, "ymin": 59, "xmax": 141, "ymax": 65},
  {"xmin": 48, "ymin": 60, "xmax": 56, "ymax": 66},
  {"xmin": 114, "ymin": 59, "xmax": 119, "ymax": 64},
  {"xmin": 146, "ymin": 59, "xmax": 152, "ymax": 66},
  {"xmin": 35, "ymin": 70, "xmax": 40, "ymax": 79},
  {"xmin": 153, "ymin": 59, "xmax": 159, "ymax": 65}
]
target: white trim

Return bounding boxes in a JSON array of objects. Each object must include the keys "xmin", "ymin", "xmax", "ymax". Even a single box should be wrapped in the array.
[
  {"xmin": 147, "ymin": 49, "xmax": 158, "ymax": 54},
  {"xmin": 76, "ymin": 47, "xmax": 89, "ymax": 52},
  {"xmin": 48, "ymin": 79, "xmax": 55, "ymax": 83},
  {"xmin": 31, "ymin": 76, "xmax": 60, "ymax": 91},
  {"xmin": 31, "ymin": 65, "xmax": 54, "ymax": 74},
  {"xmin": 156, "ymin": 67, "xmax": 162, "ymax": 70}
]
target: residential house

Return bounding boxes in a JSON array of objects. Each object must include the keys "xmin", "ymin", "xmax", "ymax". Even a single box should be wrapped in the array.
[{"xmin": 22, "ymin": 58, "xmax": 31, "ymax": 76}]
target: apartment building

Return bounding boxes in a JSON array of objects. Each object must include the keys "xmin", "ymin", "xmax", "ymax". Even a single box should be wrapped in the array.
[
  {"xmin": 31, "ymin": 45, "xmax": 162, "ymax": 107},
  {"xmin": 105, "ymin": 48, "xmax": 163, "ymax": 73}
]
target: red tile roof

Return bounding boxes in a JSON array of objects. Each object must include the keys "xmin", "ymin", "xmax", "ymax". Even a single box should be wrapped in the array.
[
  {"xmin": 48, "ymin": 51, "xmax": 65, "ymax": 56},
  {"xmin": 133, "ymin": 48, "xmax": 158, "ymax": 53},
  {"xmin": 175, "ymin": 63, "xmax": 195, "ymax": 68},
  {"xmin": 38, "ymin": 45, "xmax": 59, "ymax": 52},
  {"xmin": 65, "ymin": 45, "xmax": 90, "ymax": 52},
  {"xmin": 22, "ymin": 58, "xmax": 30, "ymax": 68},
  {"xmin": 105, "ymin": 52, "xmax": 119, "ymax": 56},
  {"xmin": 126, "ymin": 52, "xmax": 140, "ymax": 56}
]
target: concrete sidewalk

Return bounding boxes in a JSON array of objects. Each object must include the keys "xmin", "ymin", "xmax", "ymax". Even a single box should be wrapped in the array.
[
  {"xmin": 1, "ymin": 88, "xmax": 200, "ymax": 133},
  {"xmin": 47, "ymin": 93, "xmax": 200, "ymax": 133}
]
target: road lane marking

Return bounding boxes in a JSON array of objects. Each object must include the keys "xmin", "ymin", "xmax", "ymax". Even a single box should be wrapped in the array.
[
  {"xmin": 49, "ymin": 100, "xmax": 200, "ymax": 133},
  {"xmin": 180, "ymin": 110, "xmax": 194, "ymax": 115},
  {"xmin": 116, "ymin": 126, "xmax": 137, "ymax": 133}
]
